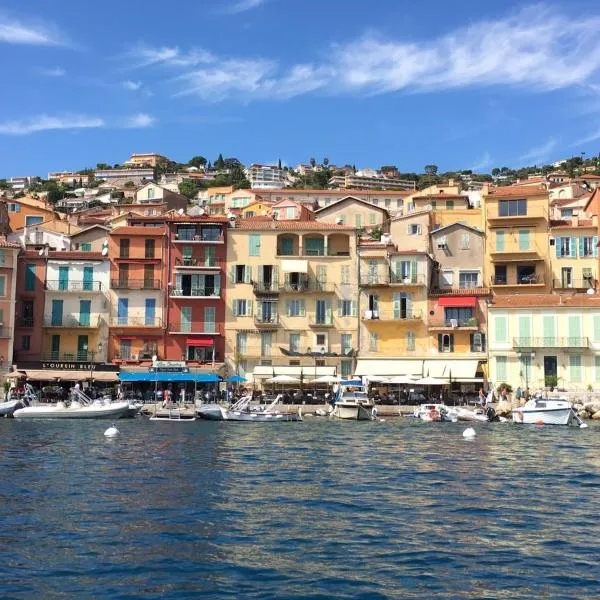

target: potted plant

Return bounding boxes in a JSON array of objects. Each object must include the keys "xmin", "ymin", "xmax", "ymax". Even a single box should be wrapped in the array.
[{"xmin": 545, "ymin": 375, "xmax": 558, "ymax": 391}]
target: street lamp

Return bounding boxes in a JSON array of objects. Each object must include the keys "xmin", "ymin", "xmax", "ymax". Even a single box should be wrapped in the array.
[{"xmin": 90, "ymin": 341, "xmax": 103, "ymax": 389}]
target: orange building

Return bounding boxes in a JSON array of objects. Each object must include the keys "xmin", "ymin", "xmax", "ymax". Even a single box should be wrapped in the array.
[{"xmin": 4, "ymin": 196, "xmax": 60, "ymax": 231}]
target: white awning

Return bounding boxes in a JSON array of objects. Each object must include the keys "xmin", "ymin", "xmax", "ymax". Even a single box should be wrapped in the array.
[
  {"xmin": 422, "ymin": 359, "xmax": 479, "ymax": 381},
  {"xmin": 354, "ymin": 359, "xmax": 423, "ymax": 377},
  {"xmin": 253, "ymin": 365, "xmax": 335, "ymax": 378},
  {"xmin": 22, "ymin": 370, "xmax": 118, "ymax": 382},
  {"xmin": 281, "ymin": 259, "xmax": 308, "ymax": 273}
]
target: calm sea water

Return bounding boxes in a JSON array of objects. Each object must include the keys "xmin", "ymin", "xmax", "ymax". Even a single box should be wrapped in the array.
[{"xmin": 1, "ymin": 418, "xmax": 599, "ymax": 599}]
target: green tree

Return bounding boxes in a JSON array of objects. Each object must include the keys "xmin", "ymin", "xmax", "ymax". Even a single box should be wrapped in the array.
[
  {"xmin": 310, "ymin": 157, "xmax": 316, "ymax": 168},
  {"xmin": 123, "ymin": 181, "xmax": 136, "ymax": 188},
  {"xmin": 424, "ymin": 164, "xmax": 438, "ymax": 176},
  {"xmin": 188, "ymin": 155, "xmax": 207, "ymax": 168},
  {"xmin": 96, "ymin": 163, "xmax": 111, "ymax": 170},
  {"xmin": 178, "ymin": 180, "xmax": 199, "ymax": 199},
  {"xmin": 278, "ymin": 158, "xmax": 282, "ymax": 170},
  {"xmin": 41, "ymin": 180, "xmax": 64, "ymax": 204},
  {"xmin": 0, "ymin": 179, "xmax": 8, "ymax": 189},
  {"xmin": 491, "ymin": 168, "xmax": 500, "ymax": 177},
  {"xmin": 214, "ymin": 153, "xmax": 225, "ymax": 170},
  {"xmin": 323, "ymin": 157, "xmax": 329, "ymax": 167}
]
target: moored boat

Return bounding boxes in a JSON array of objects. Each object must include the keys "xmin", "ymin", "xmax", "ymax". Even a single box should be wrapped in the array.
[
  {"xmin": 330, "ymin": 380, "xmax": 375, "ymax": 421},
  {"xmin": 414, "ymin": 403, "xmax": 458, "ymax": 422},
  {"xmin": 14, "ymin": 399, "xmax": 131, "ymax": 419},
  {"xmin": 200, "ymin": 394, "xmax": 302, "ymax": 422},
  {"xmin": 0, "ymin": 399, "xmax": 26, "ymax": 417},
  {"xmin": 512, "ymin": 397, "xmax": 578, "ymax": 426}
]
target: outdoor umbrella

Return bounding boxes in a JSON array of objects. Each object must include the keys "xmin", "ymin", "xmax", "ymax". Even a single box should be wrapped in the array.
[
  {"xmin": 266, "ymin": 375, "xmax": 300, "ymax": 383},
  {"xmin": 312, "ymin": 375, "xmax": 339, "ymax": 383},
  {"xmin": 226, "ymin": 375, "xmax": 247, "ymax": 383}
]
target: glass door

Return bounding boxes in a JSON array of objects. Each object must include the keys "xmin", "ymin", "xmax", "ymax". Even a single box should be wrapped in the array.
[{"xmin": 83, "ymin": 266, "xmax": 93, "ymax": 291}]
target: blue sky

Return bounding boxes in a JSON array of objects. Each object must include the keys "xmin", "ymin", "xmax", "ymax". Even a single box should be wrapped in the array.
[{"xmin": 1, "ymin": 0, "xmax": 600, "ymax": 177}]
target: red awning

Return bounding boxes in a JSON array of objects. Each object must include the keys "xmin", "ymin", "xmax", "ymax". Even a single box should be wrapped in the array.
[
  {"xmin": 438, "ymin": 296, "xmax": 477, "ymax": 308},
  {"xmin": 187, "ymin": 337, "xmax": 214, "ymax": 348}
]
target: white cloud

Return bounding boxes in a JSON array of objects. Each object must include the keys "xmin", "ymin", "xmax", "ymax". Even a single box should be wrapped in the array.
[
  {"xmin": 122, "ymin": 80, "xmax": 142, "ymax": 91},
  {"xmin": 123, "ymin": 113, "xmax": 156, "ymax": 128},
  {"xmin": 132, "ymin": 5, "xmax": 600, "ymax": 102},
  {"xmin": 222, "ymin": 0, "xmax": 266, "ymax": 14},
  {"xmin": 39, "ymin": 67, "xmax": 66, "ymax": 77},
  {"xmin": 519, "ymin": 138, "xmax": 557, "ymax": 163},
  {"xmin": 470, "ymin": 152, "xmax": 493, "ymax": 172},
  {"xmin": 571, "ymin": 128, "xmax": 600, "ymax": 147},
  {"xmin": 0, "ymin": 17, "xmax": 65, "ymax": 45},
  {"xmin": 0, "ymin": 114, "xmax": 104, "ymax": 135}
]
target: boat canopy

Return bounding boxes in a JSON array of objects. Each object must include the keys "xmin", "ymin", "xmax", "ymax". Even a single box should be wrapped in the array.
[{"xmin": 119, "ymin": 372, "xmax": 220, "ymax": 383}]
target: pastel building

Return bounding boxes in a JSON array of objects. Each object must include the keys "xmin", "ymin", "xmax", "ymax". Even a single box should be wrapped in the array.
[{"xmin": 0, "ymin": 239, "xmax": 20, "ymax": 369}]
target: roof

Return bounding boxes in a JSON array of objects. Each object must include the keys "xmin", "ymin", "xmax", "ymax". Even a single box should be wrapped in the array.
[
  {"xmin": 6, "ymin": 196, "xmax": 56, "ymax": 211},
  {"xmin": 234, "ymin": 220, "xmax": 354, "ymax": 231},
  {"xmin": 0, "ymin": 236, "xmax": 20, "ymax": 249},
  {"xmin": 167, "ymin": 214, "xmax": 229, "ymax": 223},
  {"xmin": 412, "ymin": 193, "xmax": 467, "ymax": 200},
  {"xmin": 390, "ymin": 209, "xmax": 431, "ymax": 222},
  {"xmin": 430, "ymin": 222, "xmax": 484, "ymax": 236},
  {"xmin": 549, "ymin": 219, "xmax": 595, "ymax": 229},
  {"xmin": 314, "ymin": 195, "xmax": 390, "ymax": 216},
  {"xmin": 584, "ymin": 188, "xmax": 600, "ymax": 215},
  {"xmin": 248, "ymin": 187, "xmax": 411, "ymax": 197},
  {"xmin": 491, "ymin": 294, "xmax": 600, "ymax": 308},
  {"xmin": 111, "ymin": 226, "xmax": 166, "ymax": 236},
  {"xmin": 486, "ymin": 185, "xmax": 548, "ymax": 197},
  {"xmin": 577, "ymin": 175, "xmax": 600, "ymax": 180},
  {"xmin": 70, "ymin": 224, "xmax": 110, "ymax": 236},
  {"xmin": 47, "ymin": 251, "xmax": 105, "ymax": 260}
]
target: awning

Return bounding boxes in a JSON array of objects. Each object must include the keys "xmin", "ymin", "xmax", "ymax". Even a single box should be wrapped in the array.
[
  {"xmin": 187, "ymin": 338, "xmax": 214, "ymax": 347},
  {"xmin": 22, "ymin": 370, "xmax": 118, "ymax": 382},
  {"xmin": 422, "ymin": 359, "xmax": 479, "ymax": 381},
  {"xmin": 438, "ymin": 296, "xmax": 477, "ymax": 307},
  {"xmin": 354, "ymin": 359, "xmax": 423, "ymax": 377},
  {"xmin": 281, "ymin": 259, "xmax": 308, "ymax": 273},
  {"xmin": 119, "ymin": 372, "xmax": 219, "ymax": 382},
  {"xmin": 252, "ymin": 365, "xmax": 335, "ymax": 378}
]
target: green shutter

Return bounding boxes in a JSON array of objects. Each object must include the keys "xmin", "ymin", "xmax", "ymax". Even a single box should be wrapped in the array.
[
  {"xmin": 568, "ymin": 316, "xmax": 581, "ymax": 341},
  {"xmin": 569, "ymin": 355, "xmax": 582, "ymax": 383},
  {"xmin": 393, "ymin": 293, "xmax": 401, "ymax": 319},
  {"xmin": 410, "ymin": 261, "xmax": 418, "ymax": 283},
  {"xmin": 518, "ymin": 316, "xmax": 531, "ymax": 343},
  {"xmin": 519, "ymin": 230, "xmax": 530, "ymax": 251},
  {"xmin": 595, "ymin": 356, "xmax": 600, "ymax": 383},
  {"xmin": 555, "ymin": 236, "xmax": 562, "ymax": 258},
  {"xmin": 579, "ymin": 237, "xmax": 585, "ymax": 258},
  {"xmin": 249, "ymin": 234, "xmax": 261, "ymax": 256},
  {"xmin": 594, "ymin": 316, "xmax": 600, "ymax": 343},
  {"xmin": 570, "ymin": 236, "xmax": 577, "ymax": 258},
  {"xmin": 496, "ymin": 231, "xmax": 505, "ymax": 252},
  {"xmin": 594, "ymin": 236, "xmax": 599, "ymax": 258},
  {"xmin": 543, "ymin": 316, "xmax": 556, "ymax": 345},
  {"xmin": 496, "ymin": 356, "xmax": 508, "ymax": 381},
  {"xmin": 495, "ymin": 316, "xmax": 508, "ymax": 343}
]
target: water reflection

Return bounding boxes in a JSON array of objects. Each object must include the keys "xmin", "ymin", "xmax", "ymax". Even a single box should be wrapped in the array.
[{"xmin": 1, "ymin": 419, "xmax": 600, "ymax": 598}]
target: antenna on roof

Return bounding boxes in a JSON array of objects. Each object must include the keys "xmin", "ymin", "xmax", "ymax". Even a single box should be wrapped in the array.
[
  {"xmin": 38, "ymin": 248, "xmax": 44, "ymax": 256},
  {"xmin": 101, "ymin": 247, "xmax": 108, "ymax": 256},
  {"xmin": 227, "ymin": 212, "xmax": 236, "ymax": 220},
  {"xmin": 178, "ymin": 208, "xmax": 184, "ymax": 215},
  {"xmin": 198, "ymin": 208, "xmax": 205, "ymax": 216}
]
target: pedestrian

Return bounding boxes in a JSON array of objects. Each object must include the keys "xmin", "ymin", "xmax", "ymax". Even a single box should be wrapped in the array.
[
  {"xmin": 478, "ymin": 388, "xmax": 486, "ymax": 406},
  {"xmin": 516, "ymin": 386, "xmax": 523, "ymax": 402}
]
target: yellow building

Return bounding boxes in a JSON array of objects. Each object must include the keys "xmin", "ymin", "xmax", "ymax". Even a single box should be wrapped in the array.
[
  {"xmin": 125, "ymin": 153, "xmax": 168, "ymax": 167},
  {"xmin": 550, "ymin": 216, "xmax": 598, "ymax": 290},
  {"xmin": 483, "ymin": 185, "xmax": 550, "ymax": 294},
  {"xmin": 242, "ymin": 201, "xmax": 273, "ymax": 219},
  {"xmin": 225, "ymin": 220, "xmax": 358, "ymax": 383}
]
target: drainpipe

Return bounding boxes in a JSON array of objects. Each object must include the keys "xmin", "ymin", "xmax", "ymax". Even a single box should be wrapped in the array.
[
  {"xmin": 163, "ymin": 225, "xmax": 169, "ymax": 360},
  {"xmin": 356, "ymin": 232, "xmax": 361, "ymax": 375}
]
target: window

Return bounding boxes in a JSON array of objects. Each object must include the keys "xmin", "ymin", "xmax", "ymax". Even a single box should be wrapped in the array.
[
  {"xmin": 496, "ymin": 356, "xmax": 508, "ymax": 381},
  {"xmin": 368, "ymin": 332, "xmax": 378, "ymax": 352},
  {"xmin": 446, "ymin": 200, "xmax": 454, "ymax": 210},
  {"xmin": 249, "ymin": 234, "xmax": 261, "ymax": 257},
  {"xmin": 407, "ymin": 331, "xmax": 416, "ymax": 351},
  {"xmin": 519, "ymin": 230, "xmax": 530, "ymax": 251},
  {"xmin": 145, "ymin": 239, "xmax": 155, "ymax": 259},
  {"xmin": 340, "ymin": 265, "xmax": 350, "ymax": 285},
  {"xmin": 596, "ymin": 356, "xmax": 600, "ymax": 383},
  {"xmin": 569, "ymin": 355, "xmax": 582, "ymax": 383},
  {"xmin": 81, "ymin": 242, "xmax": 92, "ymax": 252},
  {"xmin": 119, "ymin": 340, "xmax": 132, "ymax": 360},
  {"xmin": 460, "ymin": 233, "xmax": 470, "ymax": 249},
  {"xmin": 441, "ymin": 270, "xmax": 454, "ymax": 287},
  {"xmin": 25, "ymin": 263, "xmax": 36, "ymax": 291},
  {"xmin": 315, "ymin": 333, "xmax": 327, "ymax": 346},
  {"xmin": 581, "ymin": 236, "xmax": 596, "ymax": 257},
  {"xmin": 471, "ymin": 332, "xmax": 486, "ymax": 352},
  {"xmin": 341, "ymin": 333, "xmax": 352, "ymax": 354},
  {"xmin": 494, "ymin": 316, "xmax": 508, "ymax": 343},
  {"xmin": 444, "ymin": 307, "xmax": 473, "ymax": 326},
  {"xmin": 261, "ymin": 332, "xmax": 272, "ymax": 357},
  {"xmin": 289, "ymin": 333, "xmax": 300, "ymax": 353},
  {"xmin": 234, "ymin": 299, "xmax": 252, "ymax": 316},
  {"xmin": 232, "ymin": 265, "xmax": 251, "ymax": 284},
  {"xmin": 286, "ymin": 207, "xmax": 295, "ymax": 219},
  {"xmin": 438, "ymin": 333, "xmax": 454, "ymax": 353},
  {"xmin": 338, "ymin": 300, "xmax": 355, "ymax": 317},
  {"xmin": 496, "ymin": 231, "xmax": 505, "ymax": 251},
  {"xmin": 407, "ymin": 224, "xmax": 421, "ymax": 235},
  {"xmin": 21, "ymin": 300, "xmax": 34, "ymax": 327},
  {"xmin": 236, "ymin": 332, "xmax": 247, "ymax": 354},
  {"xmin": 21, "ymin": 335, "xmax": 30, "ymax": 351},
  {"xmin": 561, "ymin": 208, "xmax": 573, "ymax": 218},
  {"xmin": 119, "ymin": 239, "xmax": 130, "ymax": 258},
  {"xmin": 384, "ymin": 199, "xmax": 391, "ymax": 208},
  {"xmin": 147, "ymin": 187, "xmax": 155, "ymax": 200},
  {"xmin": 8, "ymin": 203, "xmax": 20, "ymax": 212},
  {"xmin": 341, "ymin": 360, "xmax": 353, "ymax": 378},
  {"xmin": 431, "ymin": 201, "xmax": 437, "ymax": 209},
  {"xmin": 459, "ymin": 271, "xmax": 479, "ymax": 289},
  {"xmin": 369, "ymin": 213, "xmax": 376, "ymax": 225},
  {"xmin": 25, "ymin": 215, "xmax": 43, "ymax": 226},
  {"xmin": 499, "ymin": 199, "xmax": 527, "ymax": 216},
  {"xmin": 0, "ymin": 275, "xmax": 5, "ymax": 297},
  {"xmin": 286, "ymin": 299, "xmax": 305, "ymax": 317},
  {"xmin": 355, "ymin": 214, "xmax": 363, "ymax": 228},
  {"xmin": 144, "ymin": 265, "xmax": 155, "ymax": 288},
  {"xmin": 338, "ymin": 214, "xmax": 346, "ymax": 225}
]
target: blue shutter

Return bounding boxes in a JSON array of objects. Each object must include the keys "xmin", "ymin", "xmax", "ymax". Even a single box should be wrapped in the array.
[
  {"xmin": 594, "ymin": 236, "xmax": 598, "ymax": 258},
  {"xmin": 51, "ymin": 299, "xmax": 63, "ymax": 326},
  {"xmin": 79, "ymin": 300, "xmax": 91, "ymax": 326},
  {"xmin": 570, "ymin": 237, "xmax": 577, "ymax": 258},
  {"xmin": 145, "ymin": 299, "xmax": 156, "ymax": 326},
  {"xmin": 555, "ymin": 236, "xmax": 562, "ymax": 258},
  {"xmin": 117, "ymin": 298, "xmax": 128, "ymax": 325},
  {"xmin": 579, "ymin": 237, "xmax": 585, "ymax": 258},
  {"xmin": 83, "ymin": 266, "xmax": 93, "ymax": 291}
]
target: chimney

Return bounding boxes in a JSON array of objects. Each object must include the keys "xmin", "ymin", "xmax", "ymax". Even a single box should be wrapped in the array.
[
  {"xmin": 572, "ymin": 216, "xmax": 579, "ymax": 227},
  {"xmin": 592, "ymin": 215, "xmax": 598, "ymax": 227},
  {"xmin": 448, "ymin": 178, "xmax": 454, "ymax": 187}
]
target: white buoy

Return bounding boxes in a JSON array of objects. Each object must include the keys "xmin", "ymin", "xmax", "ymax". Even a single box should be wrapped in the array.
[
  {"xmin": 104, "ymin": 425, "xmax": 119, "ymax": 438},
  {"xmin": 463, "ymin": 427, "xmax": 476, "ymax": 439},
  {"xmin": 580, "ymin": 422, "xmax": 589, "ymax": 429}
]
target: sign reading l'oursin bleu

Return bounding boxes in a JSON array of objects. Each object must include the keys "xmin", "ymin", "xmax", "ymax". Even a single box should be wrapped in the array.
[{"xmin": 16, "ymin": 362, "xmax": 120, "ymax": 372}]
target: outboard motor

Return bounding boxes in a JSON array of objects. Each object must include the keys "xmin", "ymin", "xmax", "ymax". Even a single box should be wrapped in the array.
[{"xmin": 486, "ymin": 406, "xmax": 497, "ymax": 422}]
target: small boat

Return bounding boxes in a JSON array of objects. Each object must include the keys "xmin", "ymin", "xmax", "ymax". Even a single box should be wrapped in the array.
[
  {"xmin": 125, "ymin": 401, "xmax": 143, "ymax": 418},
  {"xmin": 414, "ymin": 403, "xmax": 458, "ymax": 422},
  {"xmin": 330, "ymin": 380, "xmax": 375, "ymax": 421},
  {"xmin": 150, "ymin": 407, "xmax": 196, "ymax": 421},
  {"xmin": 0, "ymin": 399, "xmax": 25, "ymax": 417},
  {"xmin": 196, "ymin": 403, "xmax": 228, "ymax": 420},
  {"xmin": 512, "ymin": 397, "xmax": 578, "ymax": 426},
  {"xmin": 200, "ymin": 394, "xmax": 302, "ymax": 422},
  {"xmin": 455, "ymin": 406, "xmax": 498, "ymax": 422}
]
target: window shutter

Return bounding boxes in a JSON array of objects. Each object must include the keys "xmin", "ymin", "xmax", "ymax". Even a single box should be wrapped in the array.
[
  {"xmin": 579, "ymin": 237, "xmax": 585, "ymax": 258},
  {"xmin": 337, "ymin": 300, "xmax": 343, "ymax": 316},
  {"xmin": 410, "ymin": 261, "xmax": 418, "ymax": 282},
  {"xmin": 244, "ymin": 266, "xmax": 251, "ymax": 284},
  {"xmin": 481, "ymin": 334, "xmax": 486, "ymax": 351},
  {"xmin": 450, "ymin": 334, "xmax": 454, "ymax": 352},
  {"xmin": 247, "ymin": 300, "xmax": 253, "ymax": 316},
  {"xmin": 555, "ymin": 237, "xmax": 561, "ymax": 258},
  {"xmin": 407, "ymin": 224, "xmax": 411, "ymax": 234},
  {"xmin": 232, "ymin": 301, "xmax": 238, "ymax": 317},
  {"xmin": 570, "ymin": 236, "xmax": 577, "ymax": 258},
  {"xmin": 284, "ymin": 272, "xmax": 290, "ymax": 286},
  {"xmin": 351, "ymin": 300, "xmax": 357, "ymax": 316},
  {"xmin": 325, "ymin": 300, "xmax": 332, "ymax": 322},
  {"xmin": 273, "ymin": 266, "xmax": 279, "ymax": 285},
  {"xmin": 393, "ymin": 293, "xmax": 400, "ymax": 319},
  {"xmin": 594, "ymin": 316, "xmax": 600, "ymax": 343},
  {"xmin": 470, "ymin": 333, "xmax": 474, "ymax": 351},
  {"xmin": 406, "ymin": 293, "xmax": 413, "ymax": 317},
  {"xmin": 594, "ymin": 236, "xmax": 599, "ymax": 258},
  {"xmin": 300, "ymin": 300, "xmax": 306, "ymax": 316}
]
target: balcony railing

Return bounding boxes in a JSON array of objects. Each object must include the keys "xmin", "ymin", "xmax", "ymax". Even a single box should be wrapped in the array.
[
  {"xmin": 362, "ymin": 310, "xmax": 422, "ymax": 322},
  {"xmin": 18, "ymin": 318, "xmax": 34, "ymax": 328},
  {"xmin": 44, "ymin": 315, "xmax": 102, "ymax": 328},
  {"xmin": 491, "ymin": 275, "xmax": 544, "ymax": 286},
  {"xmin": 0, "ymin": 327, "xmax": 13, "ymax": 338},
  {"xmin": 488, "ymin": 206, "xmax": 547, "ymax": 221},
  {"xmin": 174, "ymin": 230, "xmax": 224, "ymax": 242},
  {"xmin": 389, "ymin": 273, "xmax": 427, "ymax": 285},
  {"xmin": 280, "ymin": 281, "xmax": 335, "ymax": 293},
  {"xmin": 111, "ymin": 279, "xmax": 162, "ymax": 290},
  {"xmin": 428, "ymin": 318, "xmax": 479, "ymax": 330},
  {"xmin": 276, "ymin": 249, "xmax": 351, "ymax": 257},
  {"xmin": 553, "ymin": 278, "xmax": 596, "ymax": 290},
  {"xmin": 254, "ymin": 313, "xmax": 280, "ymax": 327},
  {"xmin": 252, "ymin": 281, "xmax": 281, "ymax": 294},
  {"xmin": 36, "ymin": 352, "xmax": 104, "ymax": 362},
  {"xmin": 360, "ymin": 274, "xmax": 390, "ymax": 286},
  {"xmin": 309, "ymin": 316, "xmax": 334, "ymax": 327},
  {"xmin": 513, "ymin": 337, "xmax": 590, "ymax": 349},
  {"xmin": 175, "ymin": 257, "xmax": 221, "ymax": 268},
  {"xmin": 109, "ymin": 316, "xmax": 163, "ymax": 327},
  {"xmin": 169, "ymin": 322, "xmax": 223, "ymax": 334},
  {"xmin": 45, "ymin": 280, "xmax": 103, "ymax": 292},
  {"xmin": 170, "ymin": 287, "xmax": 221, "ymax": 298}
]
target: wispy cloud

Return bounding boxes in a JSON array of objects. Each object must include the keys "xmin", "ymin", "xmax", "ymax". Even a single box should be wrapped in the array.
[
  {"xmin": 0, "ymin": 16, "xmax": 65, "ymax": 45},
  {"xmin": 221, "ymin": 0, "xmax": 266, "ymax": 14},
  {"xmin": 519, "ymin": 138, "xmax": 557, "ymax": 163},
  {"xmin": 39, "ymin": 67, "xmax": 66, "ymax": 77},
  {"xmin": 122, "ymin": 113, "xmax": 156, "ymax": 128},
  {"xmin": 131, "ymin": 5, "xmax": 600, "ymax": 103},
  {"xmin": 0, "ymin": 114, "xmax": 104, "ymax": 135},
  {"xmin": 571, "ymin": 128, "xmax": 600, "ymax": 147},
  {"xmin": 122, "ymin": 79, "xmax": 142, "ymax": 91},
  {"xmin": 471, "ymin": 152, "xmax": 493, "ymax": 172}
]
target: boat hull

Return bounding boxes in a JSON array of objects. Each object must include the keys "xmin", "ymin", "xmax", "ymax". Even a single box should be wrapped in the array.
[
  {"xmin": 0, "ymin": 400, "xmax": 22, "ymax": 416},
  {"xmin": 14, "ymin": 401, "xmax": 130, "ymax": 419},
  {"xmin": 330, "ymin": 403, "xmax": 374, "ymax": 421},
  {"xmin": 512, "ymin": 407, "xmax": 574, "ymax": 426},
  {"xmin": 197, "ymin": 405, "xmax": 227, "ymax": 420},
  {"xmin": 223, "ymin": 410, "xmax": 302, "ymax": 422}
]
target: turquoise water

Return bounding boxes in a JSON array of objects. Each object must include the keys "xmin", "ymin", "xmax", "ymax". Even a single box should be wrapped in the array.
[{"xmin": 1, "ymin": 418, "xmax": 599, "ymax": 599}]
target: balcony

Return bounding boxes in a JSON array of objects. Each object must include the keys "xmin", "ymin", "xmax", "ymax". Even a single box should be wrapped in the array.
[
  {"xmin": 36, "ymin": 352, "xmax": 104, "ymax": 362},
  {"xmin": 428, "ymin": 318, "xmax": 479, "ymax": 331},
  {"xmin": 254, "ymin": 314, "xmax": 280, "ymax": 328},
  {"xmin": 362, "ymin": 310, "xmax": 422, "ymax": 322},
  {"xmin": 553, "ymin": 278, "xmax": 596, "ymax": 290},
  {"xmin": 45, "ymin": 280, "xmax": 103, "ymax": 293},
  {"xmin": 252, "ymin": 281, "xmax": 281, "ymax": 295},
  {"xmin": 109, "ymin": 317, "xmax": 163, "ymax": 328},
  {"xmin": 170, "ymin": 287, "xmax": 221, "ymax": 298},
  {"xmin": 0, "ymin": 327, "xmax": 13, "ymax": 338},
  {"xmin": 111, "ymin": 279, "xmax": 162, "ymax": 290},
  {"xmin": 491, "ymin": 274, "xmax": 545, "ymax": 288},
  {"xmin": 389, "ymin": 273, "xmax": 427, "ymax": 286},
  {"xmin": 174, "ymin": 228, "xmax": 224, "ymax": 243},
  {"xmin": 18, "ymin": 318, "xmax": 34, "ymax": 328},
  {"xmin": 360, "ymin": 274, "xmax": 390, "ymax": 287},
  {"xmin": 489, "ymin": 241, "xmax": 544, "ymax": 262},
  {"xmin": 175, "ymin": 257, "xmax": 221, "ymax": 269},
  {"xmin": 281, "ymin": 281, "xmax": 335, "ymax": 293},
  {"xmin": 513, "ymin": 337, "xmax": 590, "ymax": 349},
  {"xmin": 430, "ymin": 286, "xmax": 490, "ymax": 296},
  {"xmin": 487, "ymin": 205, "xmax": 547, "ymax": 227},
  {"xmin": 168, "ymin": 322, "xmax": 223, "ymax": 335},
  {"xmin": 43, "ymin": 315, "xmax": 102, "ymax": 328}
]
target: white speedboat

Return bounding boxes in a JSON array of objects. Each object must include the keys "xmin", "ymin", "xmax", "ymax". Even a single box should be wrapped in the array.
[
  {"xmin": 455, "ymin": 406, "xmax": 499, "ymax": 422},
  {"xmin": 414, "ymin": 403, "xmax": 458, "ymax": 422},
  {"xmin": 197, "ymin": 403, "xmax": 228, "ymax": 420},
  {"xmin": 0, "ymin": 399, "xmax": 24, "ymax": 417},
  {"xmin": 512, "ymin": 397, "xmax": 578, "ymax": 426},
  {"xmin": 330, "ymin": 381, "xmax": 375, "ymax": 421},
  {"xmin": 14, "ymin": 399, "xmax": 131, "ymax": 419},
  {"xmin": 199, "ymin": 395, "xmax": 302, "ymax": 422}
]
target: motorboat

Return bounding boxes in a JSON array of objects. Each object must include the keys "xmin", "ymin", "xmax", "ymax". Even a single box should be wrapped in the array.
[
  {"xmin": 455, "ymin": 406, "xmax": 499, "ymax": 423},
  {"xmin": 196, "ymin": 403, "xmax": 228, "ymax": 420},
  {"xmin": 512, "ymin": 397, "xmax": 580, "ymax": 426},
  {"xmin": 0, "ymin": 399, "xmax": 26, "ymax": 417},
  {"xmin": 330, "ymin": 380, "xmax": 375, "ymax": 421},
  {"xmin": 1, "ymin": 383, "xmax": 36, "ymax": 416},
  {"xmin": 199, "ymin": 394, "xmax": 302, "ymax": 422},
  {"xmin": 13, "ymin": 388, "xmax": 130, "ymax": 420},
  {"xmin": 125, "ymin": 401, "xmax": 143, "ymax": 418},
  {"xmin": 414, "ymin": 403, "xmax": 458, "ymax": 422}
]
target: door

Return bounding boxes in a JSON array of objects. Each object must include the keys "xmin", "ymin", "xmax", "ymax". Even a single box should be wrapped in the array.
[
  {"xmin": 51, "ymin": 334, "xmax": 60, "ymax": 360},
  {"xmin": 204, "ymin": 306, "xmax": 216, "ymax": 333},
  {"xmin": 58, "ymin": 266, "xmax": 69, "ymax": 291},
  {"xmin": 315, "ymin": 300, "xmax": 330, "ymax": 324},
  {"xmin": 51, "ymin": 299, "xmax": 63, "ymax": 326},
  {"xmin": 181, "ymin": 307, "xmax": 192, "ymax": 333},
  {"xmin": 368, "ymin": 260, "xmax": 378, "ymax": 284},
  {"xmin": 544, "ymin": 356, "xmax": 557, "ymax": 387},
  {"xmin": 79, "ymin": 300, "xmax": 91, "ymax": 326},
  {"xmin": 118, "ymin": 264, "xmax": 129, "ymax": 286},
  {"xmin": 117, "ymin": 298, "xmax": 128, "ymax": 326},
  {"xmin": 144, "ymin": 265, "xmax": 155, "ymax": 289},
  {"xmin": 83, "ymin": 266, "xmax": 93, "ymax": 291},
  {"xmin": 145, "ymin": 298, "xmax": 156, "ymax": 326},
  {"xmin": 204, "ymin": 246, "xmax": 216, "ymax": 267},
  {"xmin": 561, "ymin": 267, "xmax": 572, "ymax": 288},
  {"xmin": 77, "ymin": 335, "xmax": 88, "ymax": 361}
]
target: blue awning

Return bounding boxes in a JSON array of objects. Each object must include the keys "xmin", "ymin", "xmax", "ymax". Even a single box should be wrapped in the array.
[{"xmin": 119, "ymin": 372, "xmax": 219, "ymax": 383}]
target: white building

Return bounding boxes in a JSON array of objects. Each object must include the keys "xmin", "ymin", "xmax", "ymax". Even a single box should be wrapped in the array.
[{"xmin": 245, "ymin": 164, "xmax": 288, "ymax": 189}]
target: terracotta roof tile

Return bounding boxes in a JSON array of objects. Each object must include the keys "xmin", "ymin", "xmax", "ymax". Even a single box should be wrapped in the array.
[
  {"xmin": 487, "ymin": 185, "xmax": 548, "ymax": 197},
  {"xmin": 111, "ymin": 226, "xmax": 166, "ymax": 236},
  {"xmin": 234, "ymin": 220, "xmax": 354, "ymax": 231},
  {"xmin": 0, "ymin": 237, "xmax": 20, "ymax": 249},
  {"xmin": 413, "ymin": 193, "xmax": 467, "ymax": 200}
]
